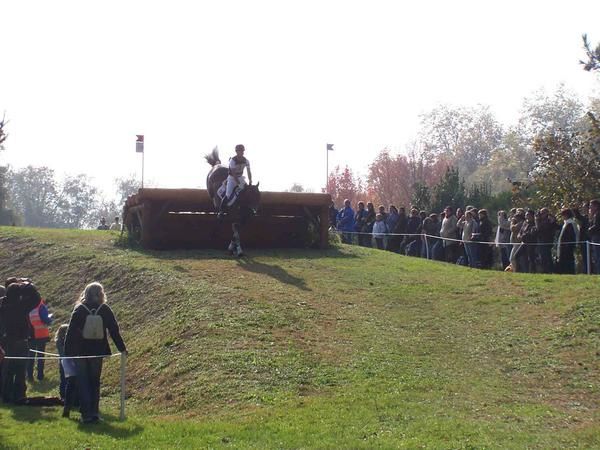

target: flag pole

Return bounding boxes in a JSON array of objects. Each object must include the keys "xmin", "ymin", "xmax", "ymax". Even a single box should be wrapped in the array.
[
  {"xmin": 136, "ymin": 135, "xmax": 145, "ymax": 188},
  {"xmin": 325, "ymin": 144, "xmax": 334, "ymax": 193},
  {"xmin": 326, "ymin": 145, "xmax": 328, "ymax": 193}
]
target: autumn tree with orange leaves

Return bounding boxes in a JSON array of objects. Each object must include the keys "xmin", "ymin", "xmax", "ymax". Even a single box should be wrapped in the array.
[{"xmin": 325, "ymin": 165, "xmax": 366, "ymax": 207}]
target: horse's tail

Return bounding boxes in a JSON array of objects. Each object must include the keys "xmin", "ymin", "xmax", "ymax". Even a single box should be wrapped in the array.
[{"xmin": 205, "ymin": 146, "xmax": 221, "ymax": 167}]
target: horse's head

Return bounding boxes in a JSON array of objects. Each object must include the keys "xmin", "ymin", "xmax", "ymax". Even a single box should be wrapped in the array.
[{"xmin": 241, "ymin": 182, "xmax": 261, "ymax": 211}]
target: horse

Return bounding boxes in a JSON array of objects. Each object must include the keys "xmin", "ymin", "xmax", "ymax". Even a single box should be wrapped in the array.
[{"xmin": 205, "ymin": 147, "xmax": 260, "ymax": 257}]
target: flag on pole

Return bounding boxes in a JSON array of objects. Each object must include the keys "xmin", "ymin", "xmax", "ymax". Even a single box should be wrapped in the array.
[
  {"xmin": 327, "ymin": 143, "xmax": 334, "ymax": 151},
  {"xmin": 136, "ymin": 135, "xmax": 144, "ymax": 153}
]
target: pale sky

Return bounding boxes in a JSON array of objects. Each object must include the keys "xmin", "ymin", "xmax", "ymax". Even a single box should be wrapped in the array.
[{"xmin": 1, "ymin": 0, "xmax": 599, "ymax": 199}]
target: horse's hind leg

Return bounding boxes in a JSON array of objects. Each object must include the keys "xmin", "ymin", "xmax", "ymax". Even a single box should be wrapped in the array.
[{"xmin": 232, "ymin": 223, "xmax": 243, "ymax": 257}]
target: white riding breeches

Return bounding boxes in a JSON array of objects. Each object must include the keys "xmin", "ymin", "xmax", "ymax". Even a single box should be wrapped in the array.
[{"xmin": 225, "ymin": 175, "xmax": 246, "ymax": 198}]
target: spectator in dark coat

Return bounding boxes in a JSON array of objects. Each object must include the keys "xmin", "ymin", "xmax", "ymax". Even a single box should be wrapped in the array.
[
  {"xmin": 0, "ymin": 279, "xmax": 42, "ymax": 403},
  {"xmin": 385, "ymin": 206, "xmax": 400, "ymax": 236},
  {"xmin": 403, "ymin": 208, "xmax": 422, "ymax": 256},
  {"xmin": 573, "ymin": 205, "xmax": 589, "ymax": 273},
  {"xmin": 385, "ymin": 206, "xmax": 400, "ymax": 251},
  {"xmin": 476, "ymin": 209, "xmax": 494, "ymax": 269},
  {"xmin": 417, "ymin": 211, "xmax": 427, "ymax": 258},
  {"xmin": 96, "ymin": 218, "xmax": 109, "ymax": 230},
  {"xmin": 354, "ymin": 201, "xmax": 369, "ymax": 246},
  {"xmin": 377, "ymin": 205, "xmax": 388, "ymax": 222},
  {"xmin": 363, "ymin": 202, "xmax": 376, "ymax": 248},
  {"xmin": 536, "ymin": 208, "xmax": 559, "ymax": 273},
  {"xmin": 518, "ymin": 210, "xmax": 539, "ymax": 273},
  {"xmin": 556, "ymin": 209, "xmax": 579, "ymax": 274},
  {"xmin": 388, "ymin": 207, "xmax": 407, "ymax": 253},
  {"xmin": 65, "ymin": 282, "xmax": 126, "ymax": 424}
]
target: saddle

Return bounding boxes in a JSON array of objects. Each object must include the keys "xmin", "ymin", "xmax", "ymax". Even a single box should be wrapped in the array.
[{"xmin": 217, "ymin": 180, "xmax": 246, "ymax": 207}]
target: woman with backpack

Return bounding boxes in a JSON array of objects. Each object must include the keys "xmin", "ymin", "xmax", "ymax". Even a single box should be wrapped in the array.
[{"xmin": 64, "ymin": 282, "xmax": 127, "ymax": 424}]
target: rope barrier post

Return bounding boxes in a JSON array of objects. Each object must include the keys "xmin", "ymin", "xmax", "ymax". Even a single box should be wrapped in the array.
[
  {"xmin": 120, "ymin": 352, "xmax": 127, "ymax": 421},
  {"xmin": 424, "ymin": 234, "xmax": 429, "ymax": 259},
  {"xmin": 586, "ymin": 240, "xmax": 592, "ymax": 275}
]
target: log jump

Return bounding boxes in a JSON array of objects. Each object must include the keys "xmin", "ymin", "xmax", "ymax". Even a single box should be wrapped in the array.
[{"xmin": 123, "ymin": 188, "xmax": 332, "ymax": 250}]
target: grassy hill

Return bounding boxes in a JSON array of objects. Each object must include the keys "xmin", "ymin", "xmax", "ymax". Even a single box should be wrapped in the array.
[{"xmin": 0, "ymin": 226, "xmax": 598, "ymax": 449}]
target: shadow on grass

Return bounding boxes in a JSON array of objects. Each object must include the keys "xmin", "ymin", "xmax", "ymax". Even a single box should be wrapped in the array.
[
  {"xmin": 3, "ymin": 406, "xmax": 142, "ymax": 439},
  {"xmin": 236, "ymin": 256, "xmax": 311, "ymax": 291},
  {"xmin": 74, "ymin": 412, "xmax": 144, "ymax": 437},
  {"xmin": 123, "ymin": 244, "xmax": 359, "ymax": 262},
  {"xmin": 6, "ymin": 404, "xmax": 60, "ymax": 423}
]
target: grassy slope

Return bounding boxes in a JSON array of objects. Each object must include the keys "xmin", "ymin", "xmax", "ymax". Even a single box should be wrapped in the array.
[{"xmin": 0, "ymin": 226, "xmax": 598, "ymax": 449}]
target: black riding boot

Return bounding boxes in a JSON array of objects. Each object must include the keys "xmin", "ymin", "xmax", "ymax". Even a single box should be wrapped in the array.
[{"xmin": 218, "ymin": 196, "xmax": 228, "ymax": 217}]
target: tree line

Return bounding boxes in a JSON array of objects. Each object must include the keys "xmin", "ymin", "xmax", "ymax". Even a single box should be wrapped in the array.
[
  {"xmin": 326, "ymin": 83, "xmax": 600, "ymax": 214},
  {"xmin": 0, "ymin": 164, "xmax": 140, "ymax": 229},
  {"xmin": 324, "ymin": 35, "xmax": 600, "ymax": 213}
]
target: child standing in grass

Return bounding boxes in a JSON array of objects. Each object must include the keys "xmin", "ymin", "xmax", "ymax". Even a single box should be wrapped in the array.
[
  {"xmin": 55, "ymin": 324, "xmax": 78, "ymax": 418},
  {"xmin": 372, "ymin": 213, "xmax": 388, "ymax": 250}
]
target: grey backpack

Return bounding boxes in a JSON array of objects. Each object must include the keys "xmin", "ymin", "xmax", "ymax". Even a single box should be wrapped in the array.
[{"xmin": 81, "ymin": 304, "xmax": 105, "ymax": 340}]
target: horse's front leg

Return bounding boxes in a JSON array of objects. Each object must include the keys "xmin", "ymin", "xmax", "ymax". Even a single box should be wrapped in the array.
[{"xmin": 232, "ymin": 223, "xmax": 243, "ymax": 257}]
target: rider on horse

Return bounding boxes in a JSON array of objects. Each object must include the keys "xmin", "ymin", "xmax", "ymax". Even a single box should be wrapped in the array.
[{"xmin": 219, "ymin": 144, "xmax": 253, "ymax": 216}]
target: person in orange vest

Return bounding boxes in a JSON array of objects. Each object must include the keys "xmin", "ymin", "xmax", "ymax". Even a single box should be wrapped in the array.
[{"xmin": 27, "ymin": 298, "xmax": 53, "ymax": 382}]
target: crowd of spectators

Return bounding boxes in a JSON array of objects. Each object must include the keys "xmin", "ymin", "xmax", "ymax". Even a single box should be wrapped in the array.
[{"xmin": 329, "ymin": 198, "xmax": 600, "ymax": 274}]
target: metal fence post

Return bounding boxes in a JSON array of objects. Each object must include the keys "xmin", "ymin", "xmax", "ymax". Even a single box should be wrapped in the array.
[{"xmin": 586, "ymin": 241, "xmax": 592, "ymax": 275}]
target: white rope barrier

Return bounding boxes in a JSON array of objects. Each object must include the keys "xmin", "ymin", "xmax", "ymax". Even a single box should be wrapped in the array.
[
  {"xmin": 4, "ymin": 353, "xmax": 120, "ymax": 360},
  {"xmin": 333, "ymin": 229, "xmax": 599, "ymax": 274},
  {"xmin": 333, "ymin": 229, "xmax": 587, "ymax": 247},
  {"xmin": 2, "ymin": 350, "xmax": 127, "ymax": 421}
]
